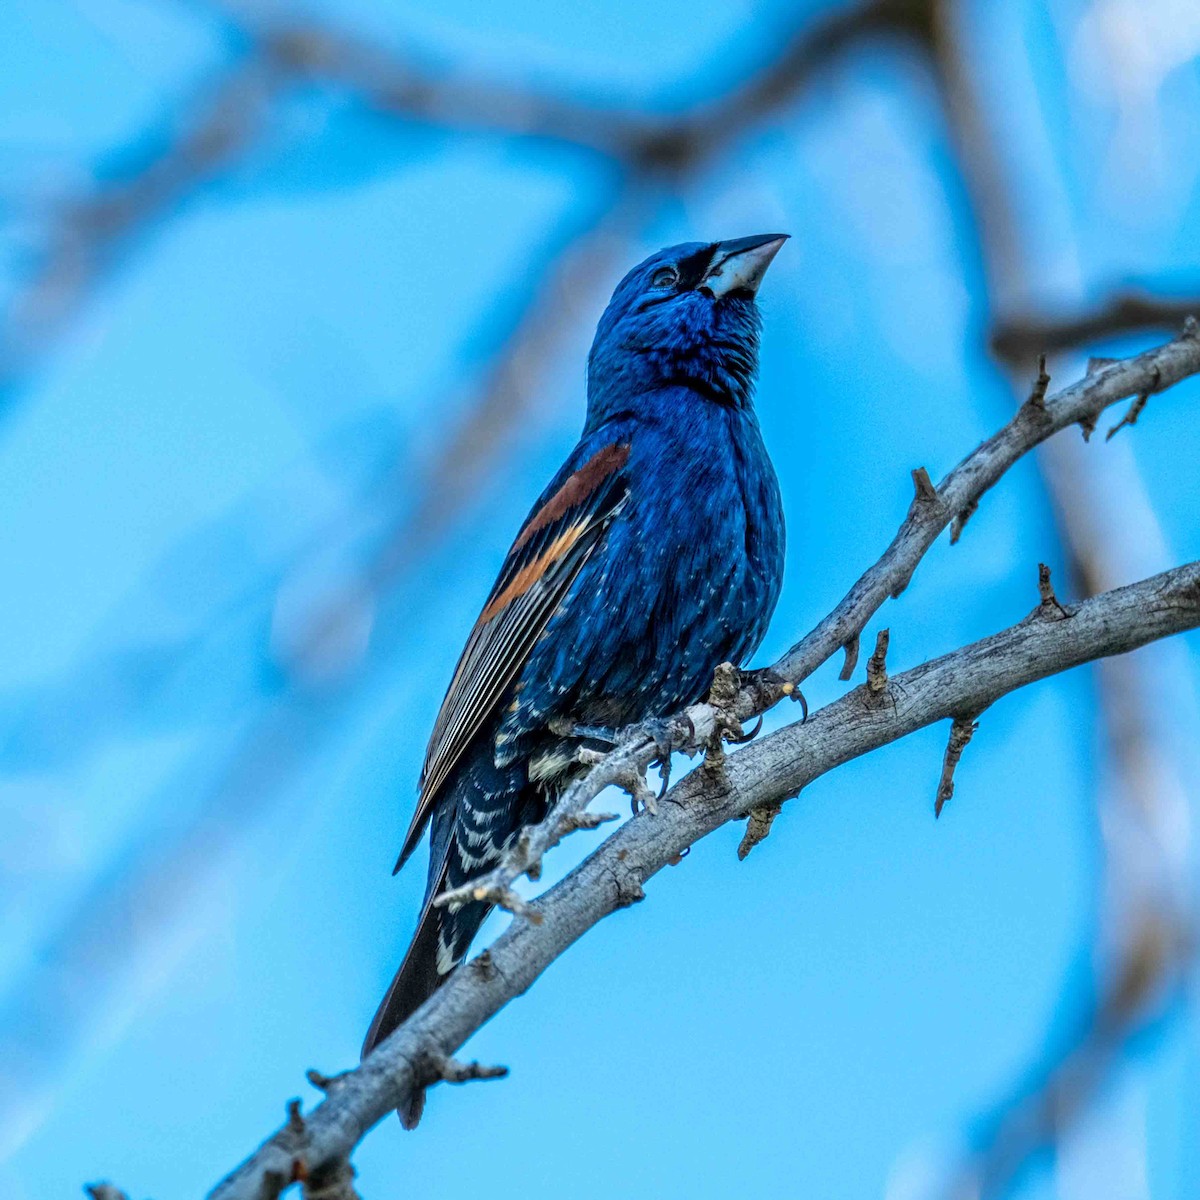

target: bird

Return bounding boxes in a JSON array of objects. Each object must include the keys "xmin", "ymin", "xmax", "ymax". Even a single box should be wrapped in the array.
[{"xmin": 363, "ymin": 234, "xmax": 788, "ymax": 1116}]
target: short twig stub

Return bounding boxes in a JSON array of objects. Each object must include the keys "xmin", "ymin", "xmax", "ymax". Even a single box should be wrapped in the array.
[
  {"xmin": 935, "ymin": 716, "xmax": 980, "ymax": 817},
  {"xmin": 1037, "ymin": 563, "xmax": 1071, "ymax": 619},
  {"xmin": 738, "ymin": 801, "xmax": 783, "ymax": 860},
  {"xmin": 866, "ymin": 629, "xmax": 890, "ymax": 694},
  {"xmin": 1025, "ymin": 354, "xmax": 1050, "ymax": 409},
  {"xmin": 1106, "ymin": 392, "xmax": 1149, "ymax": 441},
  {"xmin": 838, "ymin": 632, "xmax": 861, "ymax": 681},
  {"xmin": 911, "ymin": 466, "xmax": 938, "ymax": 503}
]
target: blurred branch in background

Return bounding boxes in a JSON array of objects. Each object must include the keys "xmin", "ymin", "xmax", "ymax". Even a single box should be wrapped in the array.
[
  {"xmin": 0, "ymin": 54, "xmax": 278, "ymax": 404},
  {"xmin": 993, "ymin": 291, "xmax": 1200, "ymax": 361},
  {"xmin": 917, "ymin": 4, "xmax": 1200, "ymax": 1195},
  {"xmin": 0, "ymin": 0, "xmax": 953, "ymax": 1151}
]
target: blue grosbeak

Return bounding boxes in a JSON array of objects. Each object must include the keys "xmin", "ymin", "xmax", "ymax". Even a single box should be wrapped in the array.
[{"xmin": 364, "ymin": 235, "xmax": 788, "ymax": 1091}]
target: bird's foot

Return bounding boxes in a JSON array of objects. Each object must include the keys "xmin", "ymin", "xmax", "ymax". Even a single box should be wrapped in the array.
[
  {"xmin": 550, "ymin": 714, "xmax": 688, "ymax": 812},
  {"xmin": 626, "ymin": 715, "xmax": 690, "ymax": 811},
  {"xmin": 570, "ymin": 721, "xmax": 622, "ymax": 745}
]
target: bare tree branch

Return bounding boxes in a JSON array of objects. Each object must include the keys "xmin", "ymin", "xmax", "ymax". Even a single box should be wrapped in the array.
[
  {"xmin": 912, "ymin": 7, "xmax": 1200, "ymax": 1194},
  {"xmin": 434, "ymin": 329, "xmax": 1200, "ymax": 916},
  {"xmin": 198, "ymin": 329, "xmax": 1200, "ymax": 1198},
  {"xmin": 208, "ymin": 558, "xmax": 1200, "ymax": 1200},
  {"xmin": 934, "ymin": 713, "xmax": 978, "ymax": 818}
]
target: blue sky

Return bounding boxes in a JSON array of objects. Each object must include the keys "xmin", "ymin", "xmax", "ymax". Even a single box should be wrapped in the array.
[{"xmin": 1, "ymin": 1, "xmax": 1199, "ymax": 1197}]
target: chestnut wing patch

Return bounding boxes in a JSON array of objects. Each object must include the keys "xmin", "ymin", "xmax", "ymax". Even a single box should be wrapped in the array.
[{"xmin": 395, "ymin": 442, "xmax": 631, "ymax": 871}]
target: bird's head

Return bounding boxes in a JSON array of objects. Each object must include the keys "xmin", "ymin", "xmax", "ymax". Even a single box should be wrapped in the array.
[{"xmin": 587, "ymin": 234, "xmax": 787, "ymax": 419}]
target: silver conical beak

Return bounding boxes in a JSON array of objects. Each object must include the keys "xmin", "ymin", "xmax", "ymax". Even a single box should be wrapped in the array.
[{"xmin": 702, "ymin": 233, "xmax": 788, "ymax": 298}]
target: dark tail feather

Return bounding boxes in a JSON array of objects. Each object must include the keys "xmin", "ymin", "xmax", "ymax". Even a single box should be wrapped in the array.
[
  {"xmin": 362, "ymin": 901, "xmax": 445, "ymax": 1059},
  {"xmin": 362, "ymin": 886, "xmax": 493, "ymax": 1129},
  {"xmin": 362, "ymin": 901, "xmax": 445, "ymax": 1128},
  {"xmin": 365, "ymin": 803, "xmax": 458, "ymax": 1064}
]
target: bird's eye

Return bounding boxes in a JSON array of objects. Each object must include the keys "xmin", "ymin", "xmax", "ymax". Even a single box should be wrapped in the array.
[{"xmin": 651, "ymin": 267, "xmax": 679, "ymax": 289}]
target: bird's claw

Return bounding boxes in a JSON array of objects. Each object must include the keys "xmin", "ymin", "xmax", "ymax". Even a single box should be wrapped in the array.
[
  {"xmin": 627, "ymin": 717, "xmax": 678, "ymax": 810},
  {"xmin": 736, "ymin": 666, "xmax": 808, "ymax": 724},
  {"xmin": 725, "ymin": 713, "xmax": 764, "ymax": 744}
]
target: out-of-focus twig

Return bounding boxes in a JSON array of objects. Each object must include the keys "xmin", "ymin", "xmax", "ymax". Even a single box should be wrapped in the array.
[
  {"xmin": 0, "ymin": 55, "xmax": 279, "ymax": 401},
  {"xmin": 911, "ymin": 4, "xmax": 1200, "ymax": 1195},
  {"xmin": 992, "ymin": 291, "xmax": 1200, "ymax": 362},
  {"xmin": 0, "ymin": 0, "xmax": 933, "ymax": 410}
]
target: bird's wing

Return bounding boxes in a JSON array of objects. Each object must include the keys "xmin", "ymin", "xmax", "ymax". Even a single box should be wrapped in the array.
[{"xmin": 394, "ymin": 440, "xmax": 632, "ymax": 871}]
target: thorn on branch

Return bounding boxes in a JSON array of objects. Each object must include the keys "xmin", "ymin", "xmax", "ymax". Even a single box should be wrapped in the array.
[
  {"xmin": 1037, "ymin": 563, "xmax": 1071, "ymax": 619},
  {"xmin": 306, "ymin": 1068, "xmax": 351, "ymax": 1096},
  {"xmin": 738, "ymin": 801, "xmax": 783, "ymax": 860},
  {"xmin": 281, "ymin": 1099, "xmax": 326, "ymax": 1193},
  {"xmin": 935, "ymin": 715, "xmax": 980, "ymax": 817},
  {"xmin": 911, "ymin": 466, "xmax": 938, "ymax": 502},
  {"xmin": 85, "ymin": 1186, "xmax": 130, "ymax": 1200},
  {"xmin": 950, "ymin": 497, "xmax": 979, "ymax": 545},
  {"xmin": 400, "ymin": 1053, "xmax": 511, "ymax": 1134},
  {"xmin": 436, "ymin": 1056, "xmax": 510, "ymax": 1086},
  {"xmin": 1078, "ymin": 356, "xmax": 1121, "ymax": 441},
  {"xmin": 1105, "ymin": 392, "xmax": 1149, "ymax": 441},
  {"xmin": 838, "ymin": 632, "xmax": 860, "ymax": 681},
  {"xmin": 1025, "ymin": 354, "xmax": 1050, "ymax": 409},
  {"xmin": 866, "ymin": 629, "xmax": 890, "ymax": 694}
]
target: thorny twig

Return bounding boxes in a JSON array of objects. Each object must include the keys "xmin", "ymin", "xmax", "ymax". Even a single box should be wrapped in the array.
[
  {"xmin": 428, "ymin": 333, "xmax": 1200, "ymax": 920},
  {"xmin": 934, "ymin": 715, "xmax": 979, "ymax": 817},
  {"xmin": 208, "ymin": 560, "xmax": 1200, "ymax": 1200},
  {"xmin": 866, "ymin": 628, "xmax": 891, "ymax": 694},
  {"xmin": 1036, "ymin": 562, "xmax": 1070, "ymax": 619},
  {"xmin": 920, "ymin": 8, "xmax": 1199, "ymax": 1196}
]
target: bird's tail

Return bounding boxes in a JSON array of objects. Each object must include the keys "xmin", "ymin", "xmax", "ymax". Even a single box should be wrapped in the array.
[{"xmin": 362, "ymin": 875, "xmax": 492, "ymax": 1128}]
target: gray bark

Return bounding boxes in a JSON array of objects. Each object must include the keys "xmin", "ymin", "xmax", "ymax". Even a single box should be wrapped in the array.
[{"xmin": 208, "ymin": 330, "xmax": 1200, "ymax": 1200}]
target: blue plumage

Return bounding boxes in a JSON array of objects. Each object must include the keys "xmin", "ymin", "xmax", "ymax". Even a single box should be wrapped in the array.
[{"xmin": 365, "ymin": 236, "xmax": 788, "ymax": 1099}]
